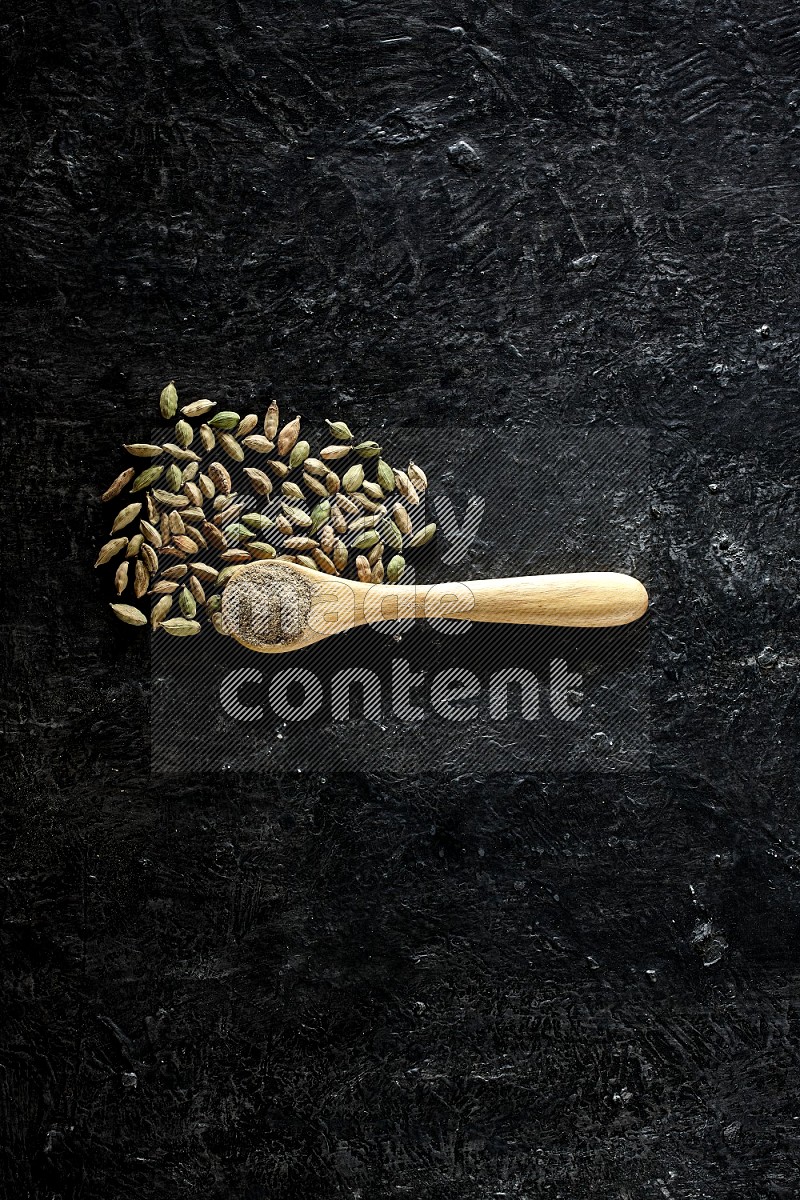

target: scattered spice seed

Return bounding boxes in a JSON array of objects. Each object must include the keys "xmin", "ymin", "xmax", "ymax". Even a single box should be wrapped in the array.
[
  {"xmin": 289, "ymin": 440, "xmax": 310, "ymax": 468},
  {"xmin": 111, "ymin": 603, "xmax": 147, "ymax": 626},
  {"xmin": 209, "ymin": 411, "xmax": 240, "ymax": 431},
  {"xmin": 101, "ymin": 468, "xmax": 135, "ymax": 501},
  {"xmin": 325, "ymin": 419, "xmax": 353, "ymax": 441}
]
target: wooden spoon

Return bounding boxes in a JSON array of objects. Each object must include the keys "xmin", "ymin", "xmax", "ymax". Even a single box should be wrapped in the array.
[{"xmin": 222, "ymin": 561, "xmax": 649, "ymax": 654}]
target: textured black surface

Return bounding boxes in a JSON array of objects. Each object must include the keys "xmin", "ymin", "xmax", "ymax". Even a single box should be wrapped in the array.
[{"xmin": 2, "ymin": 3, "xmax": 799, "ymax": 1198}]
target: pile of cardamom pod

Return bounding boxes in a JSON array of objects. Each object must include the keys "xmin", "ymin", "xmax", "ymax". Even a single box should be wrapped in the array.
[{"xmin": 97, "ymin": 382, "xmax": 436, "ymax": 636}]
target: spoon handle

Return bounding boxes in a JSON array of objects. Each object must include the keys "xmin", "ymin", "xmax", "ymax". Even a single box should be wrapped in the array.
[{"xmin": 380, "ymin": 572, "xmax": 648, "ymax": 628}]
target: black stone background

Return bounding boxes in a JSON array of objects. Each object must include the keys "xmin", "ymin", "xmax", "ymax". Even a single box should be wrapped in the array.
[{"xmin": 1, "ymin": 3, "xmax": 799, "ymax": 1198}]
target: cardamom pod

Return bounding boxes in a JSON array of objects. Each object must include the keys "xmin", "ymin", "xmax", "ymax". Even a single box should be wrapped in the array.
[
  {"xmin": 181, "ymin": 461, "xmax": 199, "ymax": 483},
  {"xmin": 235, "ymin": 414, "xmax": 258, "ymax": 438},
  {"xmin": 325, "ymin": 419, "xmax": 353, "ymax": 441},
  {"xmin": 183, "ymin": 507, "xmax": 204, "ymax": 524},
  {"xmin": 208, "ymin": 462, "xmax": 232, "ymax": 494},
  {"xmin": 242, "ymin": 434, "xmax": 274, "ymax": 454},
  {"xmin": 175, "ymin": 420, "xmax": 193, "ymax": 448},
  {"xmin": 264, "ymin": 400, "xmax": 279, "ymax": 440},
  {"xmin": 141, "ymin": 543, "xmax": 159, "ymax": 574},
  {"xmin": 356, "ymin": 555, "xmax": 371, "ymax": 583},
  {"xmin": 202, "ymin": 521, "xmax": 228, "ymax": 552},
  {"xmin": 217, "ymin": 431, "xmax": 245, "ymax": 462},
  {"xmin": 183, "ymin": 526, "xmax": 206, "ymax": 550},
  {"xmin": 131, "ymin": 465, "xmax": 163, "ymax": 493},
  {"xmin": 371, "ymin": 560, "xmax": 384, "ymax": 584},
  {"xmin": 303, "ymin": 457, "xmax": 327, "ymax": 477},
  {"xmin": 151, "ymin": 595, "xmax": 173, "ymax": 628},
  {"xmin": 211, "ymin": 612, "xmax": 228, "ymax": 635},
  {"xmin": 318, "ymin": 524, "xmax": 335, "ymax": 554},
  {"xmin": 325, "ymin": 472, "xmax": 340, "ymax": 495},
  {"xmin": 386, "ymin": 554, "xmax": 405, "ymax": 583},
  {"xmin": 275, "ymin": 514, "xmax": 293, "ymax": 535},
  {"xmin": 162, "ymin": 565, "xmax": 188, "ymax": 580},
  {"xmin": 303, "ymin": 472, "xmax": 329, "ymax": 498},
  {"xmin": 183, "ymin": 482, "xmax": 203, "ymax": 507},
  {"xmin": 110, "ymin": 602, "xmax": 147, "ymax": 626},
  {"xmin": 282, "ymin": 480, "xmax": 305, "ymax": 501},
  {"xmin": 200, "ymin": 424, "xmax": 216, "ymax": 451},
  {"xmin": 394, "ymin": 469, "xmax": 420, "ymax": 506},
  {"xmin": 380, "ymin": 519, "xmax": 403, "ymax": 550},
  {"xmin": 223, "ymin": 522, "xmax": 255, "ymax": 543},
  {"xmin": 331, "ymin": 506, "xmax": 347, "ymax": 534},
  {"xmin": 190, "ymin": 562, "xmax": 219, "ymax": 583},
  {"xmin": 352, "ymin": 529, "xmax": 379, "ymax": 550},
  {"xmin": 281, "ymin": 503, "xmax": 312, "ymax": 529},
  {"xmin": 362, "ymin": 480, "xmax": 384, "ymax": 501},
  {"xmin": 209, "ymin": 411, "xmax": 240, "ymax": 431},
  {"xmin": 124, "ymin": 443, "xmax": 162, "ymax": 457},
  {"xmin": 284, "ymin": 535, "xmax": 317, "ymax": 551},
  {"xmin": 407, "ymin": 461, "xmax": 428, "ymax": 493},
  {"xmin": 289, "ymin": 440, "xmax": 310, "ymax": 468},
  {"xmin": 213, "ymin": 493, "xmax": 236, "ymax": 512},
  {"xmin": 367, "ymin": 541, "xmax": 384, "ymax": 566},
  {"xmin": 309, "ymin": 501, "xmax": 330, "ymax": 533},
  {"xmin": 320, "ymin": 444, "xmax": 350, "ymax": 460},
  {"xmin": 160, "ymin": 381, "xmax": 178, "ymax": 419},
  {"xmin": 342, "ymin": 464, "xmax": 364, "ymax": 493},
  {"xmin": 248, "ymin": 542, "xmax": 277, "ymax": 560},
  {"xmin": 140, "ymin": 520, "xmax": 162, "ymax": 548},
  {"xmin": 312, "ymin": 548, "xmax": 337, "ymax": 574},
  {"xmin": 153, "ymin": 488, "xmax": 189, "ymax": 507},
  {"xmin": 408, "ymin": 522, "xmax": 436, "ymax": 547},
  {"xmin": 243, "ymin": 466, "xmax": 273, "ymax": 496},
  {"xmin": 354, "ymin": 440, "xmax": 381, "ymax": 457},
  {"xmin": 181, "ymin": 398, "xmax": 216, "ymax": 417},
  {"xmin": 188, "ymin": 575, "xmax": 206, "ymax": 604},
  {"xmin": 241, "ymin": 513, "xmax": 274, "ymax": 532},
  {"xmin": 133, "ymin": 559, "xmax": 149, "ymax": 598},
  {"xmin": 351, "ymin": 492, "xmax": 380, "ymax": 512},
  {"xmin": 165, "ymin": 464, "xmax": 182, "ymax": 493},
  {"xmin": 277, "ymin": 415, "xmax": 301, "ymax": 456},
  {"xmin": 151, "ymin": 583, "xmax": 179, "ymax": 596},
  {"xmin": 178, "ymin": 587, "xmax": 197, "ymax": 618},
  {"xmin": 101, "ymin": 467, "xmax": 135, "ymax": 502},
  {"xmin": 126, "ymin": 534, "xmax": 144, "ymax": 558},
  {"xmin": 163, "ymin": 443, "xmax": 201, "ymax": 462},
  {"xmin": 198, "ymin": 472, "xmax": 215, "ymax": 499},
  {"xmin": 111, "ymin": 502, "xmax": 142, "ymax": 533},
  {"xmin": 146, "ymin": 493, "xmax": 159, "ymax": 523},
  {"xmin": 296, "ymin": 554, "xmax": 319, "ymax": 571},
  {"xmin": 332, "ymin": 539, "xmax": 348, "ymax": 571},
  {"xmin": 206, "ymin": 594, "xmax": 223, "ymax": 614},
  {"xmin": 215, "ymin": 565, "xmax": 242, "ymax": 588},
  {"xmin": 160, "ymin": 513, "xmax": 170, "ymax": 543},
  {"xmin": 95, "ymin": 537, "xmax": 128, "ymax": 566},
  {"xmin": 173, "ymin": 534, "xmax": 199, "ymax": 555},
  {"xmin": 349, "ymin": 514, "xmax": 379, "ymax": 532},
  {"xmin": 376, "ymin": 459, "xmax": 395, "ymax": 491},
  {"xmin": 392, "ymin": 503, "xmax": 411, "ymax": 534},
  {"xmin": 114, "ymin": 560, "xmax": 129, "ymax": 595},
  {"xmin": 159, "ymin": 618, "xmax": 201, "ymax": 637},
  {"xmin": 267, "ymin": 459, "xmax": 290, "ymax": 479},
  {"xmin": 221, "ymin": 549, "xmax": 252, "ymax": 563},
  {"xmin": 168, "ymin": 510, "xmax": 185, "ymax": 535},
  {"xmin": 334, "ymin": 493, "xmax": 358, "ymax": 515}
]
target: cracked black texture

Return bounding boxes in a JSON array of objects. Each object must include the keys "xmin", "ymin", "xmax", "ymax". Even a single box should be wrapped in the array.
[{"xmin": 2, "ymin": 2, "xmax": 799, "ymax": 1198}]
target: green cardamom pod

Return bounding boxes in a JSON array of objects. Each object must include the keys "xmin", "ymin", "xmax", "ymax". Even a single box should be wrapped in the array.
[
  {"xmin": 342, "ymin": 464, "xmax": 364, "ymax": 493},
  {"xmin": 159, "ymin": 618, "xmax": 202, "ymax": 637},
  {"xmin": 223, "ymin": 523, "xmax": 256, "ymax": 542},
  {"xmin": 206, "ymin": 594, "xmax": 223, "ymax": 614},
  {"xmin": 289, "ymin": 440, "xmax": 310, "ymax": 469},
  {"xmin": 178, "ymin": 587, "xmax": 197, "ymax": 618},
  {"xmin": 282, "ymin": 480, "xmax": 305, "ymax": 501},
  {"xmin": 409, "ymin": 522, "xmax": 436, "ymax": 548},
  {"xmin": 124, "ymin": 443, "xmax": 162, "ymax": 457},
  {"xmin": 165, "ymin": 464, "xmax": 182, "ymax": 493},
  {"xmin": 376, "ymin": 458, "xmax": 395, "ymax": 491},
  {"xmin": 160, "ymin": 381, "xmax": 178, "ymax": 418},
  {"xmin": 208, "ymin": 411, "xmax": 241, "ymax": 431},
  {"xmin": 309, "ymin": 500, "xmax": 331, "ymax": 533},
  {"xmin": 352, "ymin": 529, "xmax": 380, "ymax": 550},
  {"xmin": 354, "ymin": 440, "xmax": 381, "ymax": 458},
  {"xmin": 110, "ymin": 602, "xmax": 147, "ymax": 626},
  {"xmin": 325, "ymin": 419, "xmax": 353, "ymax": 441},
  {"xmin": 362, "ymin": 480, "xmax": 384, "ymax": 502},
  {"xmin": 248, "ymin": 542, "xmax": 277, "ymax": 559},
  {"xmin": 380, "ymin": 519, "xmax": 403, "ymax": 550},
  {"xmin": 175, "ymin": 419, "xmax": 193, "ymax": 448},
  {"xmin": 130, "ymin": 465, "xmax": 163, "ymax": 492},
  {"xmin": 386, "ymin": 554, "xmax": 405, "ymax": 583},
  {"xmin": 241, "ymin": 513, "xmax": 274, "ymax": 531},
  {"xmin": 280, "ymin": 504, "xmax": 313, "ymax": 528}
]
